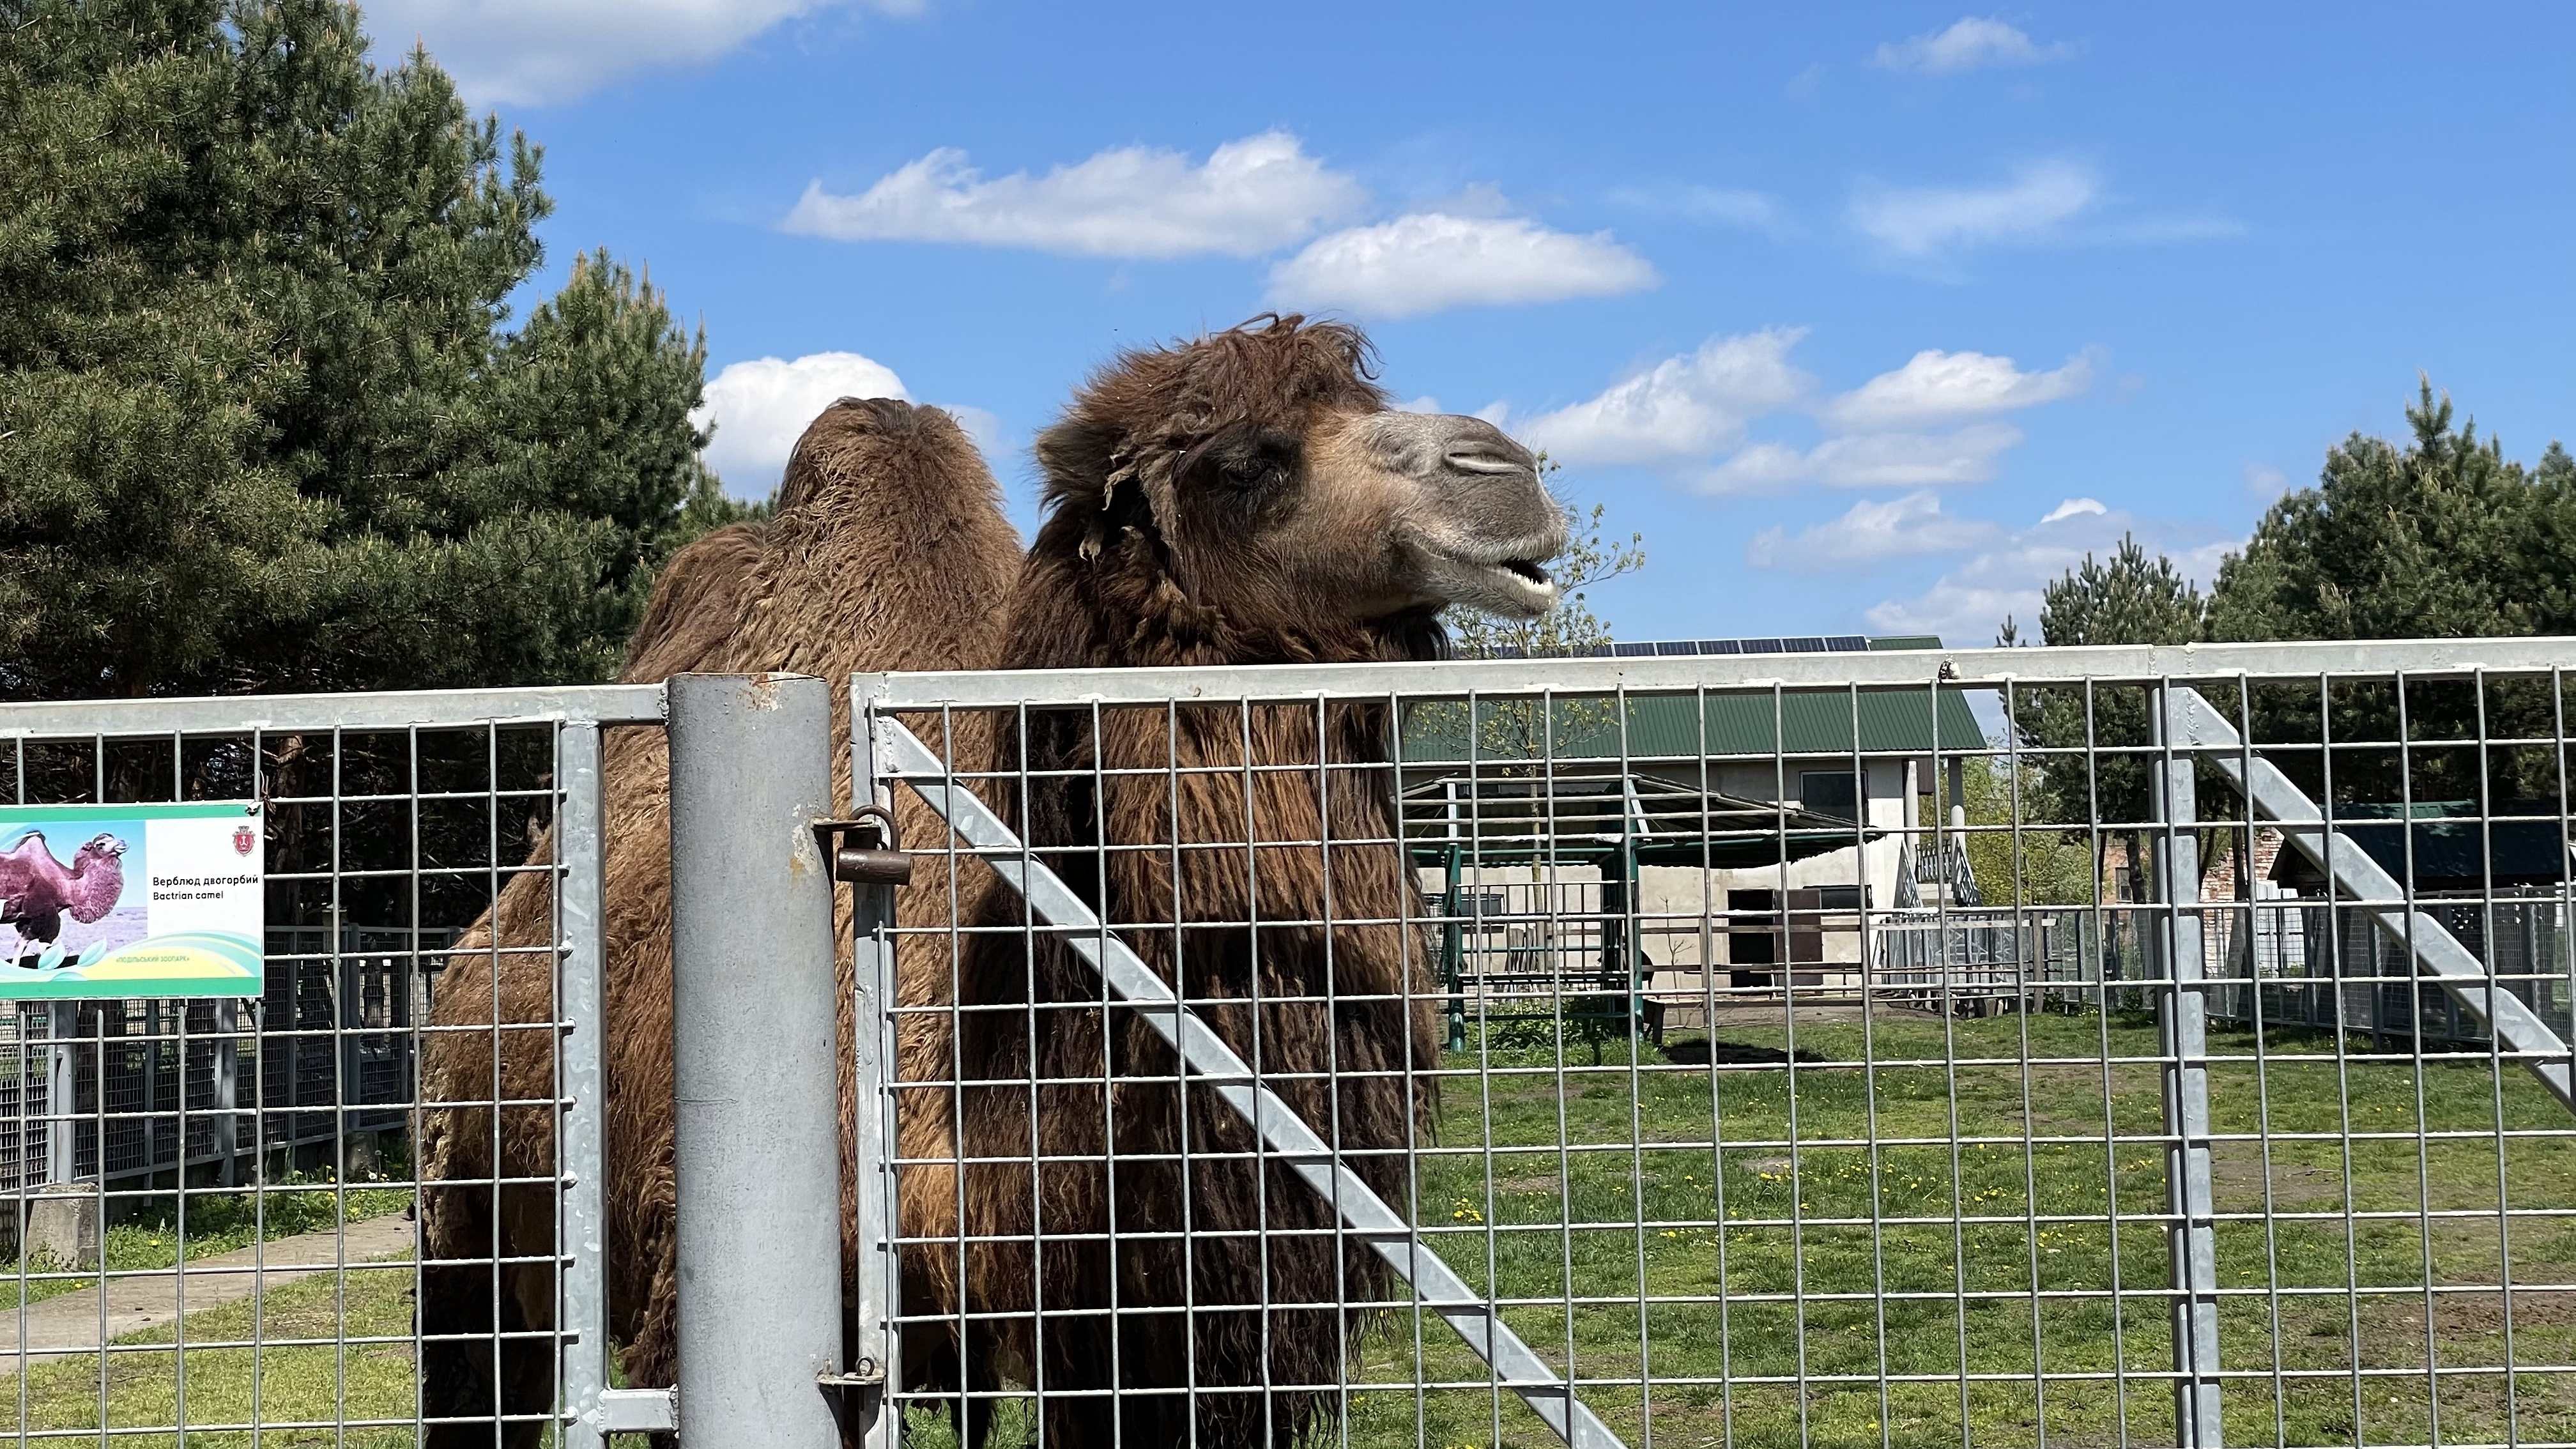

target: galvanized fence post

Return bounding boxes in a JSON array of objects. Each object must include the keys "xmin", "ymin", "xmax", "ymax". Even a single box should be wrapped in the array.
[
  {"xmin": 847, "ymin": 682, "xmax": 903, "ymax": 1449},
  {"xmin": 2151, "ymin": 685, "xmax": 2225, "ymax": 1446},
  {"xmin": 552, "ymin": 719, "xmax": 611, "ymax": 1449},
  {"xmin": 669, "ymin": 674, "xmax": 846, "ymax": 1446}
]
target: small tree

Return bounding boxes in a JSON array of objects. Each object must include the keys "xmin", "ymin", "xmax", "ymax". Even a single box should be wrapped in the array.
[
  {"xmin": 1997, "ymin": 534, "xmax": 2207, "ymax": 907},
  {"xmin": 1958, "ymin": 754, "xmax": 2097, "ymax": 907},
  {"xmin": 2004, "ymin": 534, "xmax": 2205, "ymax": 830},
  {"xmin": 1441, "ymin": 484, "xmax": 1646, "ymax": 763}
]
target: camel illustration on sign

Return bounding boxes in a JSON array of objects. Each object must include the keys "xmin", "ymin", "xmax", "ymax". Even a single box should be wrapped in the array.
[{"xmin": 0, "ymin": 831, "xmax": 128, "ymax": 951}]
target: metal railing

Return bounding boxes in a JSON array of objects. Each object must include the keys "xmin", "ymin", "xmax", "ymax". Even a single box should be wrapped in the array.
[
  {"xmin": 9, "ymin": 638, "xmax": 2576, "ymax": 1447},
  {"xmin": 850, "ymin": 638, "xmax": 2576, "ymax": 1449},
  {"xmin": 0, "ymin": 683, "xmax": 656, "ymax": 1444}
]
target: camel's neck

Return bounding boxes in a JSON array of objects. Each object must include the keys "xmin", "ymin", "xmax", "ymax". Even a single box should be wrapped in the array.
[{"xmin": 66, "ymin": 857, "xmax": 119, "ymax": 917}]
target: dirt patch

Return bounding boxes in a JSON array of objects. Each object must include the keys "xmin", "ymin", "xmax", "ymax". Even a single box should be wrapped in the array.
[{"xmin": 2208, "ymin": 1146, "xmax": 2356, "ymax": 1211}]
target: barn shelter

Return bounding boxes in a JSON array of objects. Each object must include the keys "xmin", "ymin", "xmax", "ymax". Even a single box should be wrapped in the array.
[{"xmin": 1394, "ymin": 633, "xmax": 1988, "ymax": 1044}]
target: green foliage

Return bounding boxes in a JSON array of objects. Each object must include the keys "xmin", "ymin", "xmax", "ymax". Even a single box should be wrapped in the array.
[
  {"xmin": 1440, "ymin": 478, "xmax": 1646, "ymax": 762},
  {"xmin": 2002, "ymin": 534, "xmax": 2206, "ymax": 832},
  {"xmin": 2210, "ymin": 384, "xmax": 2576, "ymax": 644},
  {"xmin": 1997, "ymin": 381, "xmax": 2576, "ymax": 822},
  {"xmin": 1958, "ymin": 754, "xmax": 2098, "ymax": 906},
  {"xmin": 0, "ymin": 0, "xmax": 731, "ymax": 701},
  {"xmin": 2208, "ymin": 385, "xmax": 2575, "ymax": 802}
]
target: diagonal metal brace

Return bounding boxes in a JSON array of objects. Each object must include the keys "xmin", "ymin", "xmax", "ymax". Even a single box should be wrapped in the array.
[
  {"xmin": 875, "ymin": 716, "xmax": 1629, "ymax": 1449},
  {"xmin": 2161, "ymin": 687, "xmax": 2576, "ymax": 1112}
]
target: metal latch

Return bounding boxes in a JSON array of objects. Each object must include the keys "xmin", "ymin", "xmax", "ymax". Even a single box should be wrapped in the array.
[
  {"xmin": 818, "ymin": 806, "xmax": 912, "ymax": 886},
  {"xmin": 818, "ymin": 1357, "xmax": 887, "ymax": 1392},
  {"xmin": 592, "ymin": 1386, "xmax": 677, "ymax": 1433}
]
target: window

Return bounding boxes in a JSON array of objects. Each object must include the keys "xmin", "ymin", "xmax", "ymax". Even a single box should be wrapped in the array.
[
  {"xmin": 1817, "ymin": 884, "xmax": 1867, "ymax": 912},
  {"xmin": 1800, "ymin": 770, "xmax": 1859, "ymax": 822}
]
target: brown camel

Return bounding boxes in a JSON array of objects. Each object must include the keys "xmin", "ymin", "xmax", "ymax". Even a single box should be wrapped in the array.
[
  {"xmin": 907, "ymin": 316, "xmax": 1565, "ymax": 1448},
  {"xmin": 415, "ymin": 396, "xmax": 1022, "ymax": 1442},
  {"xmin": 416, "ymin": 316, "xmax": 1567, "ymax": 1448}
]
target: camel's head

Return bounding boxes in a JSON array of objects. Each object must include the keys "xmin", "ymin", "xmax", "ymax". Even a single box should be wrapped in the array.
[
  {"xmin": 81, "ymin": 835, "xmax": 126, "ymax": 861},
  {"xmin": 1035, "ymin": 316, "xmax": 1568, "ymax": 647}
]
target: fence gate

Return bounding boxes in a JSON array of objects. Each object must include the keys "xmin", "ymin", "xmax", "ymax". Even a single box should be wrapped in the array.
[
  {"xmin": 848, "ymin": 638, "xmax": 2576, "ymax": 1449},
  {"xmin": 0, "ymin": 683, "xmax": 655, "ymax": 1445}
]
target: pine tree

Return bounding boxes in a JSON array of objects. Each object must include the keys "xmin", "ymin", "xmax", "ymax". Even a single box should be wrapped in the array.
[
  {"xmin": 2005, "ymin": 533, "xmax": 2205, "ymax": 833},
  {"xmin": 0, "ymin": 0, "xmax": 749, "ymax": 702},
  {"xmin": 2209, "ymin": 383, "xmax": 2575, "ymax": 801},
  {"xmin": 2210, "ymin": 383, "xmax": 2568, "ymax": 645}
]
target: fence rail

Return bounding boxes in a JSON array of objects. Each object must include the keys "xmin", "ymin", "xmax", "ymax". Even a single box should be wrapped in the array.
[
  {"xmin": 0, "ymin": 686, "xmax": 642, "ymax": 1443},
  {"xmin": 4, "ymin": 639, "xmax": 2576, "ymax": 1446},
  {"xmin": 856, "ymin": 642, "xmax": 2576, "ymax": 1449}
]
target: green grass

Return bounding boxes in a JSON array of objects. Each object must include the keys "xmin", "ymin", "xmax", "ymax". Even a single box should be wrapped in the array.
[
  {"xmin": 3, "ymin": 1248, "xmax": 418, "ymax": 1445},
  {"xmin": 1337, "ymin": 1009, "xmax": 2576, "ymax": 1448},
  {"xmin": 15, "ymin": 1013, "xmax": 2575, "ymax": 1448},
  {"xmin": 0, "ymin": 1170, "xmax": 413, "ymax": 1312}
]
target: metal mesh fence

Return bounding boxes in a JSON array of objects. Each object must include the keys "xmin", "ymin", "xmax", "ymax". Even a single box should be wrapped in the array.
[
  {"xmin": 853, "ymin": 643, "xmax": 2576, "ymax": 1449},
  {"xmin": 0, "ymin": 687, "xmax": 643, "ymax": 1445}
]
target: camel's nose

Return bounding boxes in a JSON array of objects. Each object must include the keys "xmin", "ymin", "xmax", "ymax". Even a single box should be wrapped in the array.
[{"xmin": 1436, "ymin": 418, "xmax": 1538, "ymax": 479}]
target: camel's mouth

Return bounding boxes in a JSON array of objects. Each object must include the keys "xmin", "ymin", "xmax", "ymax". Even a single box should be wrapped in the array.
[{"xmin": 1413, "ymin": 540, "xmax": 1563, "ymax": 619}]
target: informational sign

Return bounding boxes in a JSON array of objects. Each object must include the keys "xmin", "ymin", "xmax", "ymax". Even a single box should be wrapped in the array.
[{"xmin": 0, "ymin": 802, "xmax": 264, "ymax": 999}]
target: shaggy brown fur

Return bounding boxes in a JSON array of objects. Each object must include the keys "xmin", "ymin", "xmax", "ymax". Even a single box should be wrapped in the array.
[
  {"xmin": 917, "ymin": 316, "xmax": 1448, "ymax": 1448},
  {"xmin": 422, "ymin": 316, "xmax": 1547, "ymax": 1449},
  {"xmin": 415, "ymin": 398, "xmax": 1021, "ymax": 1444}
]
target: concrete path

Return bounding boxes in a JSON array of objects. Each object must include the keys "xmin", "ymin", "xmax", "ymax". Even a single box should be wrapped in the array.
[{"xmin": 0, "ymin": 1212, "xmax": 413, "ymax": 1371}]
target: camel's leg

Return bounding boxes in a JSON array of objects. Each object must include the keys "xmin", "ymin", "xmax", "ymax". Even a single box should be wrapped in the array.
[
  {"xmin": 419, "ymin": 1134, "xmax": 557, "ymax": 1449},
  {"xmin": 419, "ymin": 1176, "xmax": 517, "ymax": 1449}
]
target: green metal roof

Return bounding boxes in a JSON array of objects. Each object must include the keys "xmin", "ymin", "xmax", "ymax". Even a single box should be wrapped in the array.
[
  {"xmin": 1399, "ymin": 771, "xmax": 1879, "ymax": 868},
  {"xmin": 1399, "ymin": 687, "xmax": 1990, "ymax": 765}
]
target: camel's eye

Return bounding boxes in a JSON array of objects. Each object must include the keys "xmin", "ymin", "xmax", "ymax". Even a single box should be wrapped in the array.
[{"xmin": 1185, "ymin": 428, "xmax": 1302, "ymax": 493}]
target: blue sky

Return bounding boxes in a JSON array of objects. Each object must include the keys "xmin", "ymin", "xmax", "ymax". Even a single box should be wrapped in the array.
[{"xmin": 367, "ymin": 2, "xmax": 2576, "ymax": 647}]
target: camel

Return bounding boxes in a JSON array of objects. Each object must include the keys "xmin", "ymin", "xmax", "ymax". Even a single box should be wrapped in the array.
[
  {"xmin": 923, "ymin": 317, "xmax": 1563, "ymax": 1449},
  {"xmin": 415, "ymin": 316, "xmax": 1567, "ymax": 1448},
  {"xmin": 0, "ymin": 831, "xmax": 126, "ymax": 951},
  {"xmin": 415, "ymin": 396, "xmax": 1023, "ymax": 1442}
]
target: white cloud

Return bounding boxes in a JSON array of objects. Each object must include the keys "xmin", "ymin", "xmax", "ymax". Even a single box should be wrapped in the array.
[
  {"xmin": 2243, "ymin": 463, "xmax": 2292, "ymax": 502},
  {"xmin": 1850, "ymin": 160, "xmax": 2099, "ymax": 256},
  {"xmin": 783, "ymin": 131, "xmax": 1367, "ymax": 259},
  {"xmin": 1703, "ymin": 423, "xmax": 2026, "ymax": 493},
  {"xmin": 1745, "ymin": 491, "xmax": 1998, "ymax": 570},
  {"xmin": 1823, "ymin": 348, "xmax": 2099, "ymax": 430},
  {"xmin": 1512, "ymin": 329, "xmax": 1812, "ymax": 468},
  {"xmin": 1265, "ymin": 213, "xmax": 1657, "ymax": 318},
  {"xmin": 1608, "ymin": 184, "xmax": 1789, "ymax": 234},
  {"xmin": 1864, "ymin": 498, "xmax": 2236, "ymax": 643},
  {"xmin": 693, "ymin": 351, "xmax": 908, "ymax": 495},
  {"xmin": 1870, "ymin": 17, "xmax": 2075, "ymax": 75},
  {"xmin": 1521, "ymin": 328, "xmax": 2099, "ymax": 494},
  {"xmin": 367, "ymin": 0, "xmax": 918, "ymax": 106}
]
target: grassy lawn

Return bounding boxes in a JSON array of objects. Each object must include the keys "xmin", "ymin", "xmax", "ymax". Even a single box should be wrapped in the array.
[
  {"xmin": 15, "ymin": 1012, "xmax": 2573, "ymax": 1448},
  {"xmin": 0, "ymin": 1172, "xmax": 413, "ymax": 1312},
  {"xmin": 1342, "ymin": 1009, "xmax": 2576, "ymax": 1449},
  {"xmin": 3, "ymin": 1248, "xmax": 418, "ymax": 1445}
]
